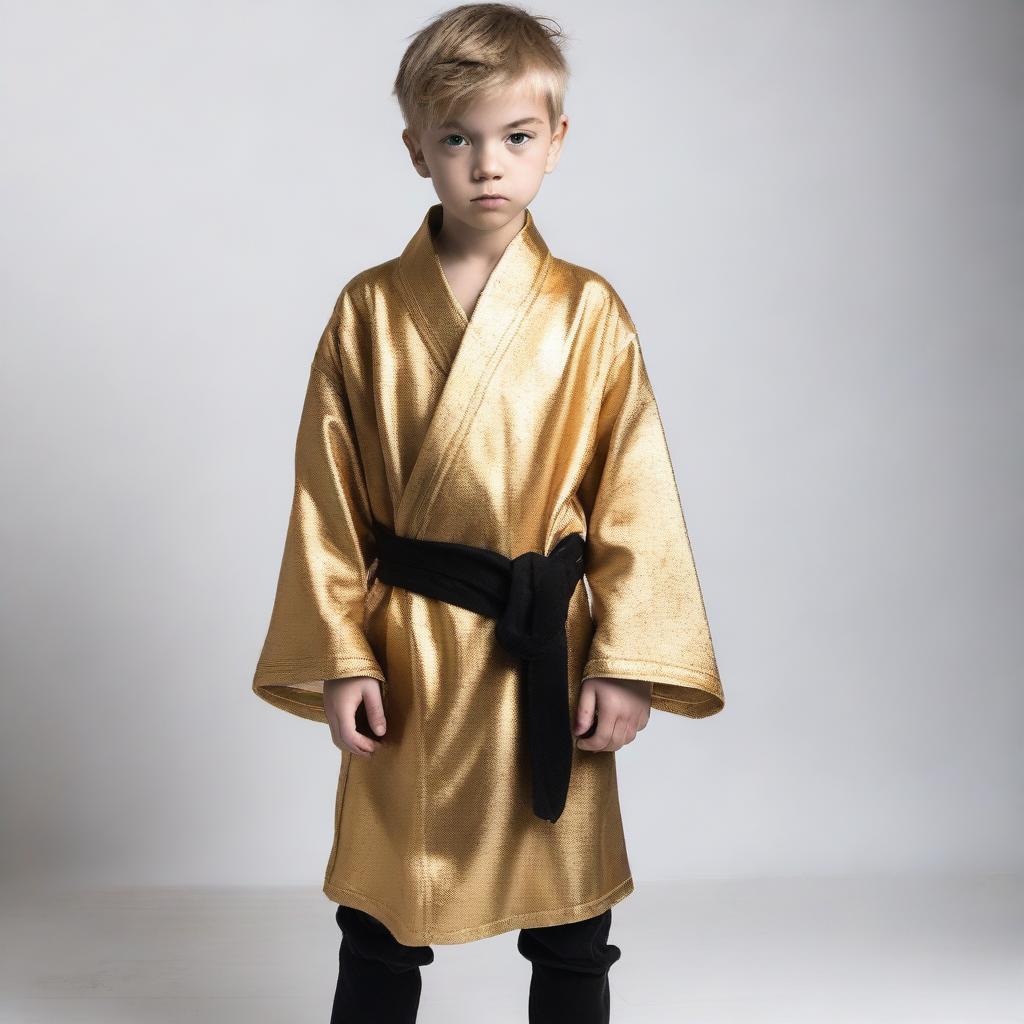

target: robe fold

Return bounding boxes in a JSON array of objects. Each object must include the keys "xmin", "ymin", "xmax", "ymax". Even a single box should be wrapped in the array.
[{"xmin": 252, "ymin": 202, "xmax": 724, "ymax": 946}]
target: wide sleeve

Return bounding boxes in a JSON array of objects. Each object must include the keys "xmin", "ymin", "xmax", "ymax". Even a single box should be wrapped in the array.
[
  {"xmin": 577, "ymin": 333, "xmax": 725, "ymax": 718},
  {"xmin": 251, "ymin": 299, "xmax": 385, "ymax": 724}
]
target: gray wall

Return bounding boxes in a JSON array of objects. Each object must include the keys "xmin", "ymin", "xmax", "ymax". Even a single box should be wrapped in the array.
[{"xmin": 1, "ymin": 0, "xmax": 1020, "ymax": 888}]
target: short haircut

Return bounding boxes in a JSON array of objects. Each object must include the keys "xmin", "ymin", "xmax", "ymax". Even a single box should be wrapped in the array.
[{"xmin": 393, "ymin": 3, "xmax": 570, "ymax": 136}]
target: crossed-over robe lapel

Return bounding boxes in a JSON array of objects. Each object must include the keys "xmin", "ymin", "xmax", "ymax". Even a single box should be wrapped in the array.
[{"xmin": 393, "ymin": 203, "xmax": 552, "ymax": 539}]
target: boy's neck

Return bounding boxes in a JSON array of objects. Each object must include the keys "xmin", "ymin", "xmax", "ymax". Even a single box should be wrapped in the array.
[{"xmin": 432, "ymin": 203, "xmax": 527, "ymax": 268}]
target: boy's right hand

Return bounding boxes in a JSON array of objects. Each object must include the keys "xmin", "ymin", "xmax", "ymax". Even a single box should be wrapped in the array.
[{"xmin": 324, "ymin": 676, "xmax": 387, "ymax": 757}]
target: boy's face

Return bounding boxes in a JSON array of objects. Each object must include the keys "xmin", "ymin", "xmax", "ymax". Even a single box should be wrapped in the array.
[{"xmin": 402, "ymin": 79, "xmax": 568, "ymax": 235}]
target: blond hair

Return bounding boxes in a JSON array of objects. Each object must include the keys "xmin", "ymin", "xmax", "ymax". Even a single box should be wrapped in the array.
[{"xmin": 393, "ymin": 4, "xmax": 570, "ymax": 136}]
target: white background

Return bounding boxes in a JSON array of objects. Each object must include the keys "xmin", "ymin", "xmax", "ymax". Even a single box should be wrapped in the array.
[{"xmin": 1, "ymin": 0, "xmax": 1021, "ymax": 894}]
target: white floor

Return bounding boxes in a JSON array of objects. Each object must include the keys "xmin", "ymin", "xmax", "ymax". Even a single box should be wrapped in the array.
[{"xmin": 1, "ymin": 874, "xmax": 1021, "ymax": 1023}]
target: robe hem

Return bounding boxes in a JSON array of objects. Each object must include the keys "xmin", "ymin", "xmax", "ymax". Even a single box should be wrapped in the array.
[
  {"xmin": 253, "ymin": 657, "xmax": 385, "ymax": 683},
  {"xmin": 582, "ymin": 657, "xmax": 724, "ymax": 719},
  {"xmin": 252, "ymin": 659, "xmax": 387, "ymax": 723},
  {"xmin": 649, "ymin": 690, "xmax": 724, "ymax": 718},
  {"xmin": 322, "ymin": 874, "xmax": 635, "ymax": 947}
]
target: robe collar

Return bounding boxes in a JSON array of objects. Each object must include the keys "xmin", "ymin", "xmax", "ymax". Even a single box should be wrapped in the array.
[
  {"xmin": 393, "ymin": 202, "xmax": 553, "ymax": 539},
  {"xmin": 396, "ymin": 202, "xmax": 551, "ymax": 375}
]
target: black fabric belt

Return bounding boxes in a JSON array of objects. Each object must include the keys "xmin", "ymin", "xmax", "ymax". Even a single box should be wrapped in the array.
[{"xmin": 370, "ymin": 519, "xmax": 586, "ymax": 823}]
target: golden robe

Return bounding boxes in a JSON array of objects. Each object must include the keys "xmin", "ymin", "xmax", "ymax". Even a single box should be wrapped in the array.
[{"xmin": 252, "ymin": 203, "xmax": 724, "ymax": 946}]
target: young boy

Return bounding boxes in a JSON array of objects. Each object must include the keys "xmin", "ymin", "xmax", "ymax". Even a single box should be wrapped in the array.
[{"xmin": 252, "ymin": 4, "xmax": 725, "ymax": 1021}]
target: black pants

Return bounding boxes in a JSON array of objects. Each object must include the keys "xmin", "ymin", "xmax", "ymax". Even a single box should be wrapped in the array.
[{"xmin": 329, "ymin": 903, "xmax": 621, "ymax": 1023}]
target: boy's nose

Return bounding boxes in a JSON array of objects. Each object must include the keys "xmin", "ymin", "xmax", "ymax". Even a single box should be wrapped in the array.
[{"xmin": 473, "ymin": 146, "xmax": 504, "ymax": 177}]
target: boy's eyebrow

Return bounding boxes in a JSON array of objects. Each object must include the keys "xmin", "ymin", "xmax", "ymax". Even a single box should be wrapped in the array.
[{"xmin": 439, "ymin": 116, "xmax": 544, "ymax": 130}]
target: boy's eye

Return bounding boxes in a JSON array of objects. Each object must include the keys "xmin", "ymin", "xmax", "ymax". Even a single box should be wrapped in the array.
[{"xmin": 440, "ymin": 132, "xmax": 534, "ymax": 147}]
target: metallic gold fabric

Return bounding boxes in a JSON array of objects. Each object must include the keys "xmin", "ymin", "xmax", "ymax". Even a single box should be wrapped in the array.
[{"xmin": 252, "ymin": 203, "xmax": 725, "ymax": 945}]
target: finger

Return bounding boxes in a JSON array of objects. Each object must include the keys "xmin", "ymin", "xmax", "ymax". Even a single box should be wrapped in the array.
[
  {"xmin": 609, "ymin": 716, "xmax": 629, "ymax": 752},
  {"xmin": 362, "ymin": 680, "xmax": 387, "ymax": 736},
  {"xmin": 623, "ymin": 721, "xmax": 638, "ymax": 746},
  {"xmin": 580, "ymin": 708, "xmax": 617, "ymax": 752},
  {"xmin": 342, "ymin": 731, "xmax": 377, "ymax": 757},
  {"xmin": 575, "ymin": 682, "xmax": 597, "ymax": 735},
  {"xmin": 340, "ymin": 700, "xmax": 378, "ymax": 756}
]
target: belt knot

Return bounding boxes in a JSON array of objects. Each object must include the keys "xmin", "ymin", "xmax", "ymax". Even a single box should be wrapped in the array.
[{"xmin": 495, "ymin": 549, "xmax": 575, "ymax": 661}]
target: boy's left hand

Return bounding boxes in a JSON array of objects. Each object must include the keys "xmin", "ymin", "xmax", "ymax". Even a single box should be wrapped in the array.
[{"xmin": 574, "ymin": 677, "xmax": 652, "ymax": 752}]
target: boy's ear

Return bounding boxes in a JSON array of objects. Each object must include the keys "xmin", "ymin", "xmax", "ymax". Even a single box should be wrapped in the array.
[
  {"xmin": 544, "ymin": 114, "xmax": 569, "ymax": 175},
  {"xmin": 402, "ymin": 128, "xmax": 432, "ymax": 179}
]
